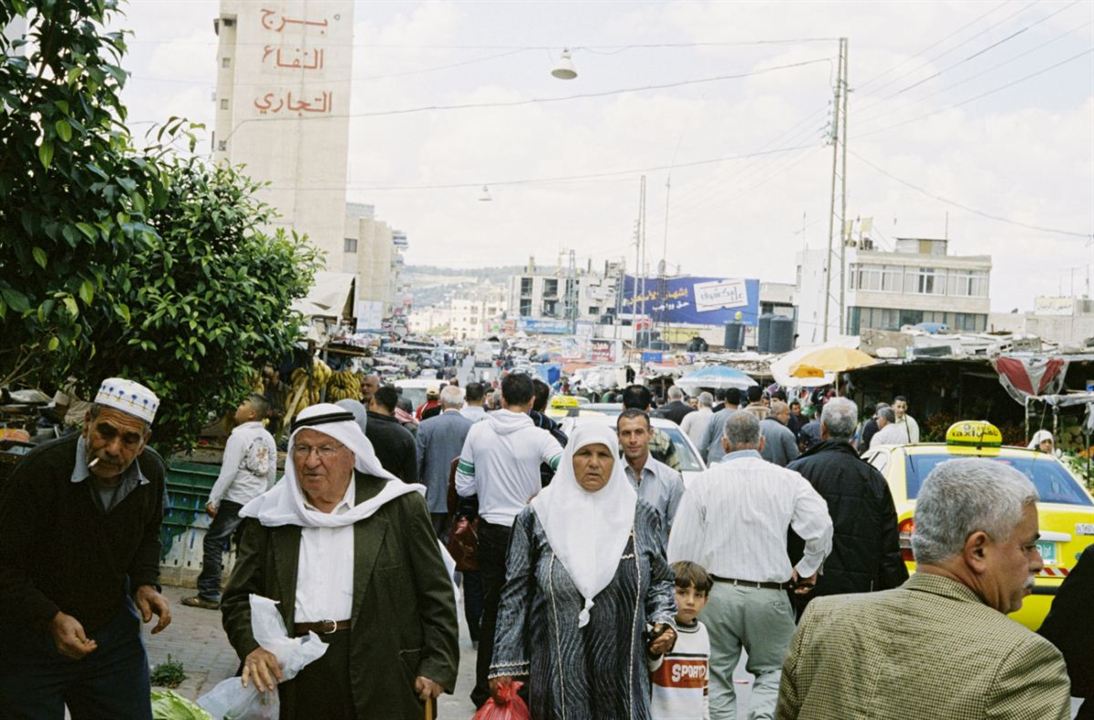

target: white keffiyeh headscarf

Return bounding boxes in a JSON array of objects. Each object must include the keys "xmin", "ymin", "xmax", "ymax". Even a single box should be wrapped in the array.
[
  {"xmin": 240, "ymin": 403, "xmax": 421, "ymax": 528},
  {"xmin": 531, "ymin": 423, "xmax": 637, "ymax": 628}
]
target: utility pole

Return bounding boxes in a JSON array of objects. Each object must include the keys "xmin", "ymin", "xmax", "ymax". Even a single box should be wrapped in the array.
[
  {"xmin": 822, "ymin": 37, "xmax": 848, "ymax": 342},
  {"xmin": 838, "ymin": 38, "xmax": 849, "ymax": 335},
  {"xmin": 639, "ymin": 174, "xmax": 648, "ymax": 348}
]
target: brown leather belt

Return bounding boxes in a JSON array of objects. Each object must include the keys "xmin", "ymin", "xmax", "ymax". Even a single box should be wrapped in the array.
[
  {"xmin": 293, "ymin": 619, "xmax": 351, "ymax": 636},
  {"xmin": 711, "ymin": 575, "xmax": 793, "ymax": 591}
]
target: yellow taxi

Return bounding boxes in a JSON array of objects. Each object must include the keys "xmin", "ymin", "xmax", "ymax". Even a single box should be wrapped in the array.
[
  {"xmin": 861, "ymin": 420, "xmax": 1094, "ymax": 630},
  {"xmin": 545, "ymin": 395, "xmax": 586, "ymax": 418}
]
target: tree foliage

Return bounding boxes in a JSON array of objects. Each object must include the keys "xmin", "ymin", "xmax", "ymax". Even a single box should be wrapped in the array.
[
  {"xmin": 1, "ymin": 2, "xmax": 322, "ymax": 452},
  {"xmin": 82, "ymin": 155, "xmax": 321, "ymax": 451},
  {"xmin": 0, "ymin": 0, "xmax": 162, "ymax": 386}
]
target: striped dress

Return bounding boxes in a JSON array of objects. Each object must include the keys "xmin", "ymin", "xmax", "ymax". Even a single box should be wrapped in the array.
[{"xmin": 490, "ymin": 501, "xmax": 677, "ymax": 720}]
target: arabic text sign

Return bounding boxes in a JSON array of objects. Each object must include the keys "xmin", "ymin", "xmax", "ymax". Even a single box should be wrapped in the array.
[{"xmin": 693, "ymin": 279, "xmax": 748, "ymax": 312}]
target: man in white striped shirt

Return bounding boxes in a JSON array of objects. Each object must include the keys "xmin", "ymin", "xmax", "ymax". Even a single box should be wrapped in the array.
[{"xmin": 668, "ymin": 411, "xmax": 832, "ymax": 720}]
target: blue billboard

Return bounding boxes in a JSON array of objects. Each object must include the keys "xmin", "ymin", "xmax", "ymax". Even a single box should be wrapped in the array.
[{"xmin": 621, "ymin": 275, "xmax": 760, "ymax": 326}]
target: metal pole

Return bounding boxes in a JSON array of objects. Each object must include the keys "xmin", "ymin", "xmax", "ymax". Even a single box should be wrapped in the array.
[
  {"xmin": 838, "ymin": 38, "xmax": 849, "ymax": 336},
  {"xmin": 822, "ymin": 38, "xmax": 845, "ymax": 342}
]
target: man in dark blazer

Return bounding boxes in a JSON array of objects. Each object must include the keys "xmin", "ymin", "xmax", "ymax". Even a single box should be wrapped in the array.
[
  {"xmin": 365, "ymin": 384, "xmax": 419, "ymax": 483},
  {"xmin": 221, "ymin": 403, "xmax": 459, "ymax": 720},
  {"xmin": 1040, "ymin": 544, "xmax": 1094, "ymax": 718}
]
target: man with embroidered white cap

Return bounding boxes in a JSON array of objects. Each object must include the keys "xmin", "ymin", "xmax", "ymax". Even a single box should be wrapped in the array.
[
  {"xmin": 0, "ymin": 377, "xmax": 172, "ymax": 720},
  {"xmin": 221, "ymin": 403, "xmax": 459, "ymax": 720}
]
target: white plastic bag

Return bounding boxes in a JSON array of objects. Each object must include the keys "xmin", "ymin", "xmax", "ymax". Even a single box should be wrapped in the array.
[{"xmin": 197, "ymin": 595, "xmax": 329, "ymax": 720}]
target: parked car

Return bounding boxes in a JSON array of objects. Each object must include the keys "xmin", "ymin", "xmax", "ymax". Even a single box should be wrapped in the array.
[{"xmin": 861, "ymin": 420, "xmax": 1094, "ymax": 630}]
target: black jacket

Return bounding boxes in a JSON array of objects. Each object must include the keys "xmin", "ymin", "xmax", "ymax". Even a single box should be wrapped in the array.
[
  {"xmin": 1039, "ymin": 544, "xmax": 1094, "ymax": 716},
  {"xmin": 365, "ymin": 411, "xmax": 419, "ymax": 484},
  {"xmin": 654, "ymin": 400, "xmax": 694, "ymax": 426},
  {"xmin": 787, "ymin": 440, "xmax": 907, "ymax": 597},
  {"xmin": 0, "ymin": 434, "xmax": 165, "ymax": 634}
]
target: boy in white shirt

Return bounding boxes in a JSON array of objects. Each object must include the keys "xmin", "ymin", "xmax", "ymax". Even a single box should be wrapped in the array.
[
  {"xmin": 650, "ymin": 561, "xmax": 712, "ymax": 720},
  {"xmin": 183, "ymin": 394, "xmax": 277, "ymax": 609}
]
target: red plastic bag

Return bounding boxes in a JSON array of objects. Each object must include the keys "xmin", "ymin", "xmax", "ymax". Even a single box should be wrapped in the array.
[{"xmin": 472, "ymin": 681, "xmax": 530, "ymax": 720}]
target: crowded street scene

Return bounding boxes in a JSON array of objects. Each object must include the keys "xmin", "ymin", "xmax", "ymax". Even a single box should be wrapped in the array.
[{"xmin": 1, "ymin": 0, "xmax": 1093, "ymax": 719}]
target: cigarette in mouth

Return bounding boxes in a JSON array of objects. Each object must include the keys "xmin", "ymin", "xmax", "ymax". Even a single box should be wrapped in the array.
[{"xmin": 88, "ymin": 458, "xmax": 100, "ymax": 469}]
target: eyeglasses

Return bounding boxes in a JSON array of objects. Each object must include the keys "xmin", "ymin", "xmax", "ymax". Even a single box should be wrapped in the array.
[{"xmin": 291, "ymin": 443, "xmax": 345, "ymax": 459}]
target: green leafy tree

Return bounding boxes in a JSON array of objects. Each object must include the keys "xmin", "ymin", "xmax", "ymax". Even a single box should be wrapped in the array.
[
  {"xmin": 78, "ymin": 155, "xmax": 322, "ymax": 451},
  {"xmin": 2, "ymin": 2, "xmax": 322, "ymax": 451},
  {"xmin": 0, "ymin": 0, "xmax": 163, "ymax": 386}
]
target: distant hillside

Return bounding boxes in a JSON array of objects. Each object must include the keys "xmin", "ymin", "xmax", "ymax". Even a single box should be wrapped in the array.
[{"xmin": 403, "ymin": 264, "xmax": 561, "ymax": 308}]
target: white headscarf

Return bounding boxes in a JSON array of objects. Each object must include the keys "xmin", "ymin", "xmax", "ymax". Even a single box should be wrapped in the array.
[
  {"xmin": 240, "ymin": 403, "xmax": 421, "ymax": 528},
  {"xmin": 531, "ymin": 423, "xmax": 637, "ymax": 628},
  {"xmin": 1028, "ymin": 429, "xmax": 1054, "ymax": 451}
]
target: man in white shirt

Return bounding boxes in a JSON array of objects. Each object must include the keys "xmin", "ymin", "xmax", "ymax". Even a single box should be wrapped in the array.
[
  {"xmin": 184, "ymin": 394, "xmax": 277, "ymax": 609},
  {"xmin": 869, "ymin": 406, "xmax": 908, "ymax": 449},
  {"xmin": 617, "ymin": 408, "xmax": 685, "ymax": 544},
  {"xmin": 455, "ymin": 373, "xmax": 563, "ymax": 708},
  {"xmin": 668, "ymin": 410, "xmax": 832, "ymax": 720},
  {"xmin": 460, "ymin": 382, "xmax": 488, "ymax": 423},
  {"xmin": 680, "ymin": 391, "xmax": 715, "ymax": 449},
  {"xmin": 891, "ymin": 394, "xmax": 920, "ymax": 443}
]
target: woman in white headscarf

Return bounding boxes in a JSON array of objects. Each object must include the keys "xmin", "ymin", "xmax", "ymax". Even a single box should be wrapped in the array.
[
  {"xmin": 487, "ymin": 423, "xmax": 677, "ymax": 720},
  {"xmin": 1028, "ymin": 429, "xmax": 1057, "ymax": 455}
]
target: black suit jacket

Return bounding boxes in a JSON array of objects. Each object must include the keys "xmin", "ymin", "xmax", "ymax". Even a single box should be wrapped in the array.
[
  {"xmin": 365, "ymin": 411, "xmax": 419, "ymax": 484},
  {"xmin": 1040, "ymin": 544, "xmax": 1094, "ymax": 716}
]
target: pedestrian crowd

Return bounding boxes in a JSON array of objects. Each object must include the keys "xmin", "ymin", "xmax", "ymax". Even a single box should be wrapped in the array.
[{"xmin": 0, "ymin": 372, "xmax": 1087, "ymax": 720}]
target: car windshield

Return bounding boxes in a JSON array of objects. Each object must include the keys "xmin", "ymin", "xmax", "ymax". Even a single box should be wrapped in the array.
[
  {"xmin": 658, "ymin": 426, "xmax": 704, "ymax": 472},
  {"xmin": 905, "ymin": 454, "xmax": 1093, "ymax": 506}
]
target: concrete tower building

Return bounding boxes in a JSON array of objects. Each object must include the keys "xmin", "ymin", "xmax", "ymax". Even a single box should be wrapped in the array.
[{"xmin": 212, "ymin": 0, "xmax": 353, "ymax": 270}]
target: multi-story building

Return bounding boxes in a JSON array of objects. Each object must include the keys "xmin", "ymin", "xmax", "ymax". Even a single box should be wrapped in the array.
[
  {"xmin": 508, "ymin": 261, "xmax": 618, "ymax": 327},
  {"xmin": 796, "ymin": 237, "xmax": 991, "ymax": 343},
  {"xmin": 450, "ymin": 295, "xmax": 507, "ymax": 340},
  {"xmin": 407, "ymin": 306, "xmax": 452, "ymax": 336},
  {"xmin": 212, "ymin": 0, "xmax": 353, "ymax": 271},
  {"xmin": 989, "ymin": 296, "xmax": 1094, "ymax": 348}
]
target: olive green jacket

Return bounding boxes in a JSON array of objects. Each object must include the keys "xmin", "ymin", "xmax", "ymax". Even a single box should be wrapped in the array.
[
  {"xmin": 776, "ymin": 573, "xmax": 1070, "ymax": 720},
  {"xmin": 221, "ymin": 473, "xmax": 459, "ymax": 720}
]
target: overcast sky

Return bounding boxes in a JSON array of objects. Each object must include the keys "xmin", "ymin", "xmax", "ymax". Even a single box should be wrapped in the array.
[{"xmin": 113, "ymin": 0, "xmax": 1093, "ymax": 312}]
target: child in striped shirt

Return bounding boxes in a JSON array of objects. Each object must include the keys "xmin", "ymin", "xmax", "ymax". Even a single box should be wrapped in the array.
[{"xmin": 649, "ymin": 561, "xmax": 712, "ymax": 720}]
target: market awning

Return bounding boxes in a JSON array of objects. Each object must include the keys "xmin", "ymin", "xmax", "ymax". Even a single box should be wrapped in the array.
[
  {"xmin": 992, "ymin": 354, "xmax": 1069, "ymax": 405},
  {"xmin": 291, "ymin": 271, "xmax": 356, "ymax": 319}
]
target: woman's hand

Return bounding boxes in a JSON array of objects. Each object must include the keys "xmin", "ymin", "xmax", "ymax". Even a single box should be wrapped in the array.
[
  {"xmin": 647, "ymin": 623, "xmax": 677, "ymax": 656},
  {"xmin": 489, "ymin": 675, "xmax": 514, "ymax": 703}
]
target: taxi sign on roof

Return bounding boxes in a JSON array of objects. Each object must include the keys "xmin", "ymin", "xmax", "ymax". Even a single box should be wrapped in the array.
[
  {"xmin": 550, "ymin": 395, "xmax": 580, "ymax": 408},
  {"xmin": 946, "ymin": 421, "xmax": 1003, "ymax": 448}
]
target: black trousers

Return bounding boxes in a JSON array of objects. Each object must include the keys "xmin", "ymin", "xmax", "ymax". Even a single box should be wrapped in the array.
[{"xmin": 471, "ymin": 521, "xmax": 513, "ymax": 707}]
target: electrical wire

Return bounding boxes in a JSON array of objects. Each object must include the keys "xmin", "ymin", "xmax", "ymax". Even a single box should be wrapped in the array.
[
  {"xmin": 266, "ymin": 142, "xmax": 819, "ymax": 192},
  {"xmin": 856, "ymin": 46, "xmax": 1094, "ymax": 138},
  {"xmin": 850, "ymin": 150, "xmax": 1092, "ymax": 239},
  {"xmin": 854, "ymin": 17, "xmax": 1093, "ymax": 127}
]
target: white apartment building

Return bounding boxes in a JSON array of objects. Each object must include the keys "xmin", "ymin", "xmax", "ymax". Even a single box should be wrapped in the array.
[
  {"xmin": 508, "ymin": 270, "xmax": 618, "ymax": 325},
  {"xmin": 408, "ymin": 306, "xmax": 452, "ymax": 336},
  {"xmin": 797, "ymin": 237, "xmax": 991, "ymax": 343},
  {"xmin": 342, "ymin": 203, "xmax": 407, "ymax": 321},
  {"xmin": 450, "ymin": 296, "xmax": 506, "ymax": 340},
  {"xmin": 989, "ymin": 296, "xmax": 1094, "ymax": 348}
]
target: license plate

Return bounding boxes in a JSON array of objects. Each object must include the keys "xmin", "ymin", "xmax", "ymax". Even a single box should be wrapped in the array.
[{"xmin": 1037, "ymin": 541, "xmax": 1057, "ymax": 565}]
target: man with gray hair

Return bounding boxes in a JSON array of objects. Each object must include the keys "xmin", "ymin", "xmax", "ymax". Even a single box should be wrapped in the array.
[
  {"xmin": 656, "ymin": 385, "xmax": 695, "ymax": 425},
  {"xmin": 787, "ymin": 398, "xmax": 906, "ymax": 609},
  {"xmin": 777, "ymin": 458, "xmax": 1070, "ymax": 720},
  {"xmin": 868, "ymin": 405, "xmax": 905, "ymax": 449},
  {"xmin": 681, "ymin": 391, "xmax": 715, "ymax": 449},
  {"xmin": 669, "ymin": 411, "xmax": 832, "ymax": 720},
  {"xmin": 416, "ymin": 385, "xmax": 472, "ymax": 537},
  {"xmin": 760, "ymin": 400, "xmax": 800, "ymax": 467}
]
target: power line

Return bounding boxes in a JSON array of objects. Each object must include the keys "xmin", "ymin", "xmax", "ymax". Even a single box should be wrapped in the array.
[
  {"xmin": 267, "ymin": 142, "xmax": 819, "ymax": 192},
  {"xmin": 873, "ymin": 0, "xmax": 1083, "ymax": 104},
  {"xmin": 856, "ymin": 46, "xmax": 1094, "ymax": 138},
  {"xmin": 212, "ymin": 57, "xmax": 832, "ymax": 140},
  {"xmin": 854, "ymin": 0, "xmax": 1013, "ymax": 91},
  {"xmin": 854, "ymin": 17, "xmax": 1093, "ymax": 128},
  {"xmin": 850, "ymin": 150, "xmax": 1092, "ymax": 239}
]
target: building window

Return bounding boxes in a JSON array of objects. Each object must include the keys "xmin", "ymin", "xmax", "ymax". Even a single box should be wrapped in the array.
[
  {"xmin": 543, "ymin": 279, "xmax": 558, "ymax": 297},
  {"xmin": 220, "ymin": 98, "xmax": 229, "ymax": 110},
  {"xmin": 588, "ymin": 306, "xmax": 599, "ymax": 315},
  {"xmin": 881, "ymin": 265, "xmax": 903, "ymax": 292},
  {"xmin": 221, "ymin": 57, "xmax": 231, "ymax": 68},
  {"xmin": 520, "ymin": 277, "xmax": 533, "ymax": 296},
  {"xmin": 344, "ymin": 238, "xmax": 357, "ymax": 253},
  {"xmin": 217, "ymin": 140, "xmax": 227, "ymax": 151},
  {"xmin": 519, "ymin": 298, "xmax": 532, "ymax": 316}
]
